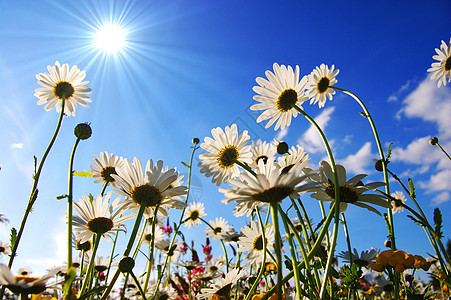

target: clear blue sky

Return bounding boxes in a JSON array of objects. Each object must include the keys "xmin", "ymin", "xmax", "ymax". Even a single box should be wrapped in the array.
[{"xmin": 0, "ymin": 0, "xmax": 450, "ymax": 276}]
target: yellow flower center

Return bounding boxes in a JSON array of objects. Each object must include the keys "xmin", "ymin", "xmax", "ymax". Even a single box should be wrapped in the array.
[
  {"xmin": 253, "ymin": 235, "xmax": 266, "ymax": 251},
  {"xmin": 251, "ymin": 186, "xmax": 295, "ymax": 203},
  {"xmin": 87, "ymin": 217, "xmax": 114, "ymax": 234},
  {"xmin": 100, "ymin": 166, "xmax": 117, "ymax": 183},
  {"xmin": 277, "ymin": 89, "xmax": 298, "ymax": 112},
  {"xmin": 445, "ymin": 56, "xmax": 451, "ymax": 71},
  {"xmin": 255, "ymin": 155, "xmax": 268, "ymax": 164},
  {"xmin": 53, "ymin": 81, "xmax": 75, "ymax": 100},
  {"xmin": 217, "ymin": 145, "xmax": 239, "ymax": 168},
  {"xmin": 325, "ymin": 185, "xmax": 359, "ymax": 203},
  {"xmin": 189, "ymin": 210, "xmax": 200, "ymax": 221},
  {"xmin": 317, "ymin": 77, "xmax": 330, "ymax": 94},
  {"xmin": 131, "ymin": 184, "xmax": 163, "ymax": 207}
]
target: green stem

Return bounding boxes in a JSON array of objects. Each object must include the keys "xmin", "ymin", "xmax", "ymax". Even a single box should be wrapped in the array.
[
  {"xmin": 66, "ymin": 137, "xmax": 81, "ymax": 299},
  {"xmin": 80, "ymin": 233, "xmax": 101, "ymax": 296},
  {"xmin": 100, "ymin": 203, "xmax": 147, "ymax": 300},
  {"xmin": 270, "ymin": 203, "xmax": 283, "ymax": 300},
  {"xmin": 105, "ymin": 231, "xmax": 119, "ymax": 284},
  {"xmin": 435, "ymin": 142, "xmax": 451, "ymax": 161},
  {"xmin": 143, "ymin": 206, "xmax": 160, "ymax": 297},
  {"xmin": 333, "ymin": 86, "xmax": 396, "ymax": 249},
  {"xmin": 129, "ymin": 270, "xmax": 147, "ymax": 299},
  {"xmin": 201, "ymin": 218, "xmax": 230, "ymax": 272},
  {"xmin": 341, "ymin": 213, "xmax": 353, "ymax": 265}
]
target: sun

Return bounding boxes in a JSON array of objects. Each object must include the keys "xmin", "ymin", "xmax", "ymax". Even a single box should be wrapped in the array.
[{"xmin": 94, "ymin": 23, "xmax": 127, "ymax": 53}]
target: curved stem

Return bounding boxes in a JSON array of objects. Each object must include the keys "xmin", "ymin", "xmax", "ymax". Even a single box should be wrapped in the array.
[
  {"xmin": 105, "ymin": 231, "xmax": 119, "ymax": 284},
  {"xmin": 435, "ymin": 142, "xmax": 451, "ymax": 161},
  {"xmin": 143, "ymin": 206, "xmax": 160, "ymax": 297},
  {"xmin": 80, "ymin": 233, "xmax": 101, "ymax": 296},
  {"xmin": 333, "ymin": 86, "xmax": 396, "ymax": 249},
  {"xmin": 270, "ymin": 203, "xmax": 283, "ymax": 300}
]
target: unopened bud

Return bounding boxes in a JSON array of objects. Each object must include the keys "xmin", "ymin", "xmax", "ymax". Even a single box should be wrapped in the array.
[
  {"xmin": 192, "ymin": 138, "xmax": 200, "ymax": 144},
  {"xmin": 375, "ymin": 160, "xmax": 384, "ymax": 172},
  {"xmin": 118, "ymin": 257, "xmax": 135, "ymax": 273},
  {"xmin": 429, "ymin": 137, "xmax": 439, "ymax": 145},
  {"xmin": 276, "ymin": 142, "xmax": 289, "ymax": 155},
  {"xmin": 384, "ymin": 240, "xmax": 392, "ymax": 248},
  {"xmin": 74, "ymin": 123, "xmax": 92, "ymax": 140}
]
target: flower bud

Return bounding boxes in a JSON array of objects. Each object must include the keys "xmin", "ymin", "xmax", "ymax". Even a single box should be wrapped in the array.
[
  {"xmin": 429, "ymin": 137, "xmax": 439, "ymax": 145},
  {"xmin": 192, "ymin": 138, "xmax": 200, "ymax": 144},
  {"xmin": 74, "ymin": 123, "xmax": 92, "ymax": 140},
  {"xmin": 118, "ymin": 257, "xmax": 135, "ymax": 273},
  {"xmin": 375, "ymin": 160, "xmax": 384, "ymax": 172},
  {"xmin": 384, "ymin": 240, "xmax": 392, "ymax": 248},
  {"xmin": 276, "ymin": 142, "xmax": 289, "ymax": 155}
]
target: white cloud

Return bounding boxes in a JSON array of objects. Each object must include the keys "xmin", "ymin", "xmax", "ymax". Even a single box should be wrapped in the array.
[
  {"xmin": 391, "ymin": 136, "xmax": 440, "ymax": 165},
  {"xmin": 399, "ymin": 78, "xmax": 451, "ymax": 138},
  {"xmin": 275, "ymin": 127, "xmax": 288, "ymax": 141},
  {"xmin": 338, "ymin": 142, "xmax": 374, "ymax": 174},
  {"xmin": 11, "ymin": 143, "xmax": 23, "ymax": 149},
  {"xmin": 432, "ymin": 191, "xmax": 451, "ymax": 205},
  {"xmin": 387, "ymin": 80, "xmax": 411, "ymax": 102},
  {"xmin": 419, "ymin": 169, "xmax": 451, "ymax": 192},
  {"xmin": 297, "ymin": 107, "xmax": 335, "ymax": 154}
]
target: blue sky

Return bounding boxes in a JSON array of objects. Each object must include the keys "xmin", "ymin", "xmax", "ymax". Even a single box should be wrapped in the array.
[{"xmin": 0, "ymin": 0, "xmax": 450, "ymax": 277}]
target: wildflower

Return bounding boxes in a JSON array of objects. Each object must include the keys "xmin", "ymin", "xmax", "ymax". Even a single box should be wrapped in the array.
[
  {"xmin": 0, "ymin": 264, "xmax": 58, "ymax": 296},
  {"xmin": 337, "ymin": 248, "xmax": 378, "ymax": 267},
  {"xmin": 427, "ymin": 37, "xmax": 451, "ymax": 87},
  {"xmin": 34, "ymin": 61, "xmax": 91, "ymax": 116},
  {"xmin": 251, "ymin": 63, "xmax": 309, "ymax": 130},
  {"xmin": 155, "ymin": 239, "xmax": 182, "ymax": 263},
  {"xmin": 199, "ymin": 124, "xmax": 252, "ymax": 186},
  {"xmin": 183, "ymin": 201, "xmax": 206, "ymax": 228},
  {"xmin": 238, "ymin": 220, "xmax": 275, "ymax": 267},
  {"xmin": 0, "ymin": 241, "xmax": 10, "ymax": 256},
  {"xmin": 72, "ymin": 192, "xmax": 133, "ymax": 243},
  {"xmin": 252, "ymin": 292, "xmax": 286, "ymax": 300},
  {"xmin": 205, "ymin": 217, "xmax": 230, "ymax": 241},
  {"xmin": 90, "ymin": 152, "xmax": 125, "ymax": 188},
  {"xmin": 94, "ymin": 256, "xmax": 111, "ymax": 273},
  {"xmin": 306, "ymin": 64, "xmax": 339, "ymax": 108},
  {"xmin": 390, "ymin": 191, "xmax": 407, "ymax": 214},
  {"xmin": 308, "ymin": 161, "xmax": 391, "ymax": 216},
  {"xmin": 112, "ymin": 157, "xmax": 187, "ymax": 217},
  {"xmin": 250, "ymin": 139, "xmax": 276, "ymax": 168},
  {"xmin": 199, "ymin": 268, "xmax": 246, "ymax": 299},
  {"xmin": 140, "ymin": 226, "xmax": 165, "ymax": 245},
  {"xmin": 219, "ymin": 225, "xmax": 242, "ymax": 243},
  {"xmin": 221, "ymin": 160, "xmax": 312, "ymax": 216},
  {"xmin": 276, "ymin": 145, "xmax": 310, "ymax": 175}
]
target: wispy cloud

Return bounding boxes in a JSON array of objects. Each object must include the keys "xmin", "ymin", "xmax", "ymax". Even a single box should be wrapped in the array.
[
  {"xmin": 275, "ymin": 127, "xmax": 288, "ymax": 141},
  {"xmin": 338, "ymin": 141, "xmax": 374, "ymax": 174},
  {"xmin": 297, "ymin": 107, "xmax": 335, "ymax": 154},
  {"xmin": 11, "ymin": 143, "xmax": 23, "ymax": 149},
  {"xmin": 387, "ymin": 80, "xmax": 411, "ymax": 102},
  {"xmin": 432, "ymin": 191, "xmax": 451, "ymax": 205}
]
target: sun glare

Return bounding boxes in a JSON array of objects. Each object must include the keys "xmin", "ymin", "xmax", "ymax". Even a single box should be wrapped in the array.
[{"xmin": 94, "ymin": 23, "xmax": 126, "ymax": 53}]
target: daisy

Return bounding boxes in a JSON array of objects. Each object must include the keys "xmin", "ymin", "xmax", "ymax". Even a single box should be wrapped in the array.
[
  {"xmin": 205, "ymin": 217, "xmax": 230, "ymax": 241},
  {"xmin": 276, "ymin": 144, "xmax": 310, "ymax": 175},
  {"xmin": 251, "ymin": 63, "xmax": 309, "ymax": 130},
  {"xmin": 338, "ymin": 248, "xmax": 378, "ymax": 267},
  {"xmin": 199, "ymin": 268, "xmax": 246, "ymax": 299},
  {"xmin": 199, "ymin": 124, "xmax": 252, "ymax": 186},
  {"xmin": 308, "ymin": 161, "xmax": 391, "ymax": 216},
  {"xmin": 238, "ymin": 221, "xmax": 274, "ymax": 267},
  {"xmin": 219, "ymin": 226, "xmax": 242, "ymax": 243},
  {"xmin": 183, "ymin": 201, "xmax": 206, "ymax": 228},
  {"xmin": 155, "ymin": 239, "xmax": 181, "ymax": 263},
  {"xmin": 73, "ymin": 232, "xmax": 92, "ymax": 253},
  {"xmin": 34, "ymin": 61, "xmax": 91, "ymax": 116},
  {"xmin": 112, "ymin": 157, "xmax": 187, "ymax": 217},
  {"xmin": 0, "ymin": 264, "xmax": 58, "ymax": 296},
  {"xmin": 250, "ymin": 139, "xmax": 276, "ymax": 168},
  {"xmin": 427, "ymin": 37, "xmax": 451, "ymax": 87},
  {"xmin": 220, "ymin": 160, "xmax": 313, "ymax": 216},
  {"xmin": 93, "ymin": 256, "xmax": 111, "ymax": 273},
  {"xmin": 0, "ymin": 241, "xmax": 10, "ymax": 256},
  {"xmin": 72, "ymin": 192, "xmax": 133, "ymax": 243},
  {"xmin": 90, "ymin": 152, "xmax": 125, "ymax": 188},
  {"xmin": 306, "ymin": 64, "xmax": 339, "ymax": 108},
  {"xmin": 390, "ymin": 191, "xmax": 407, "ymax": 214},
  {"xmin": 140, "ymin": 225, "xmax": 165, "ymax": 245}
]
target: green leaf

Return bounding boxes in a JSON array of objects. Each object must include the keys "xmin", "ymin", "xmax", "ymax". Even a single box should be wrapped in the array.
[
  {"xmin": 10, "ymin": 228, "xmax": 17, "ymax": 250},
  {"xmin": 88, "ymin": 194, "xmax": 94, "ymax": 203},
  {"xmin": 407, "ymin": 215, "xmax": 426, "ymax": 228},
  {"xmin": 433, "ymin": 208, "xmax": 443, "ymax": 239},
  {"xmin": 181, "ymin": 161, "xmax": 190, "ymax": 168},
  {"xmin": 387, "ymin": 143, "xmax": 393, "ymax": 160},
  {"xmin": 408, "ymin": 178, "xmax": 416, "ymax": 199},
  {"xmin": 72, "ymin": 171, "xmax": 92, "ymax": 177},
  {"xmin": 62, "ymin": 267, "xmax": 77, "ymax": 296}
]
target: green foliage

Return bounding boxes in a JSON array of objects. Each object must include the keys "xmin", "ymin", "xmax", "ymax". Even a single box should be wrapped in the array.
[
  {"xmin": 433, "ymin": 208, "xmax": 443, "ymax": 239},
  {"xmin": 10, "ymin": 227, "xmax": 17, "ymax": 250},
  {"xmin": 408, "ymin": 178, "xmax": 416, "ymax": 199},
  {"xmin": 181, "ymin": 161, "xmax": 190, "ymax": 168},
  {"xmin": 63, "ymin": 267, "xmax": 77, "ymax": 296},
  {"xmin": 340, "ymin": 264, "xmax": 362, "ymax": 288}
]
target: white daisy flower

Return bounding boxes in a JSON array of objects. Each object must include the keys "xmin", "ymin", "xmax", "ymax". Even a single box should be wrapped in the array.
[
  {"xmin": 0, "ymin": 264, "xmax": 58, "ymax": 296},
  {"xmin": 390, "ymin": 191, "xmax": 407, "ymax": 214},
  {"xmin": 306, "ymin": 64, "xmax": 339, "ymax": 108},
  {"xmin": 250, "ymin": 139, "xmax": 276, "ymax": 168},
  {"xmin": 140, "ymin": 225, "xmax": 165, "ymax": 246},
  {"xmin": 90, "ymin": 152, "xmax": 125, "ymax": 188},
  {"xmin": 72, "ymin": 192, "xmax": 133, "ymax": 243},
  {"xmin": 308, "ymin": 161, "xmax": 391, "ymax": 216},
  {"xmin": 276, "ymin": 144, "xmax": 310, "ymax": 175},
  {"xmin": 238, "ymin": 221, "xmax": 274, "ymax": 267},
  {"xmin": 34, "ymin": 61, "xmax": 91, "ymax": 116},
  {"xmin": 183, "ymin": 201, "xmax": 206, "ymax": 228},
  {"xmin": 205, "ymin": 217, "xmax": 230, "ymax": 240},
  {"xmin": 427, "ymin": 37, "xmax": 451, "ymax": 87},
  {"xmin": 155, "ymin": 239, "xmax": 181, "ymax": 263},
  {"xmin": 199, "ymin": 268, "xmax": 246, "ymax": 299},
  {"xmin": 199, "ymin": 124, "xmax": 252, "ymax": 186},
  {"xmin": 337, "ymin": 248, "xmax": 379, "ymax": 267},
  {"xmin": 112, "ymin": 157, "xmax": 187, "ymax": 218},
  {"xmin": 0, "ymin": 241, "xmax": 10, "ymax": 256},
  {"xmin": 220, "ymin": 160, "xmax": 313, "ymax": 217},
  {"xmin": 251, "ymin": 63, "xmax": 309, "ymax": 130}
]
